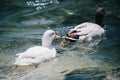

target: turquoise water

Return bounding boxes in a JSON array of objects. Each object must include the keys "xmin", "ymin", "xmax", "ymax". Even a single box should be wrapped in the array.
[{"xmin": 0, "ymin": 0, "xmax": 120, "ymax": 80}]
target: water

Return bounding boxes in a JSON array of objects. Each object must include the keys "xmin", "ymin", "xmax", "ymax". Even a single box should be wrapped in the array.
[{"xmin": 0, "ymin": 0, "xmax": 120, "ymax": 80}]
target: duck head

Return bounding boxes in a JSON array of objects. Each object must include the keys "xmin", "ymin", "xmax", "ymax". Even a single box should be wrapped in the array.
[
  {"xmin": 95, "ymin": 6, "xmax": 105, "ymax": 27},
  {"xmin": 42, "ymin": 30, "xmax": 61, "ymax": 47}
]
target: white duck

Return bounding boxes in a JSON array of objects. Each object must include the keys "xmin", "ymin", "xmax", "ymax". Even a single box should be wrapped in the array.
[
  {"xmin": 12, "ymin": 30, "xmax": 61, "ymax": 70},
  {"xmin": 65, "ymin": 7, "xmax": 105, "ymax": 43}
]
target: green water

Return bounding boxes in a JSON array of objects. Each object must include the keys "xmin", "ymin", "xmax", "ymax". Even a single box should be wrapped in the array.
[{"xmin": 0, "ymin": 0, "xmax": 120, "ymax": 80}]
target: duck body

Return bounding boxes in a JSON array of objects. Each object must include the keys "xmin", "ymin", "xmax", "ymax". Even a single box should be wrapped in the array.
[
  {"xmin": 14, "ymin": 46, "xmax": 56, "ymax": 66},
  {"xmin": 13, "ymin": 30, "xmax": 60, "ymax": 66},
  {"xmin": 68, "ymin": 22, "xmax": 105, "ymax": 42}
]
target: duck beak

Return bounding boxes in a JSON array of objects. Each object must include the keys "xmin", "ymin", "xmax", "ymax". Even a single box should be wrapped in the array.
[{"xmin": 55, "ymin": 35, "xmax": 61, "ymax": 39}]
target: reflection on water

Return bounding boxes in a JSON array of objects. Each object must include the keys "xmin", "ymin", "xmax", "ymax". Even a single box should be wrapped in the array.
[
  {"xmin": 26, "ymin": 0, "xmax": 59, "ymax": 11},
  {"xmin": 65, "ymin": 67, "xmax": 120, "ymax": 80},
  {"xmin": 0, "ymin": 0, "xmax": 120, "ymax": 80}
]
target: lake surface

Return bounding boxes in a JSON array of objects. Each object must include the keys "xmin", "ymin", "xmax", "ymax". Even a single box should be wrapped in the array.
[{"xmin": 0, "ymin": 0, "xmax": 120, "ymax": 80}]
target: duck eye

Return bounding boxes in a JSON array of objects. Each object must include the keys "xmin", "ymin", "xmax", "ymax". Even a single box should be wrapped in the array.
[
  {"xmin": 51, "ymin": 32, "xmax": 54, "ymax": 35},
  {"xmin": 49, "ymin": 32, "xmax": 54, "ymax": 37}
]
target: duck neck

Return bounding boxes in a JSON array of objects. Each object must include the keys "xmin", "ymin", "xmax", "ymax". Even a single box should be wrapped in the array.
[
  {"xmin": 42, "ymin": 39, "xmax": 53, "ymax": 48},
  {"xmin": 42, "ymin": 38, "xmax": 52, "ymax": 48},
  {"xmin": 95, "ymin": 7, "xmax": 105, "ymax": 27}
]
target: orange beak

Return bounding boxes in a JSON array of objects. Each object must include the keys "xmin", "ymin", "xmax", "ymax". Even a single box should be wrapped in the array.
[{"xmin": 54, "ymin": 35, "xmax": 61, "ymax": 39}]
